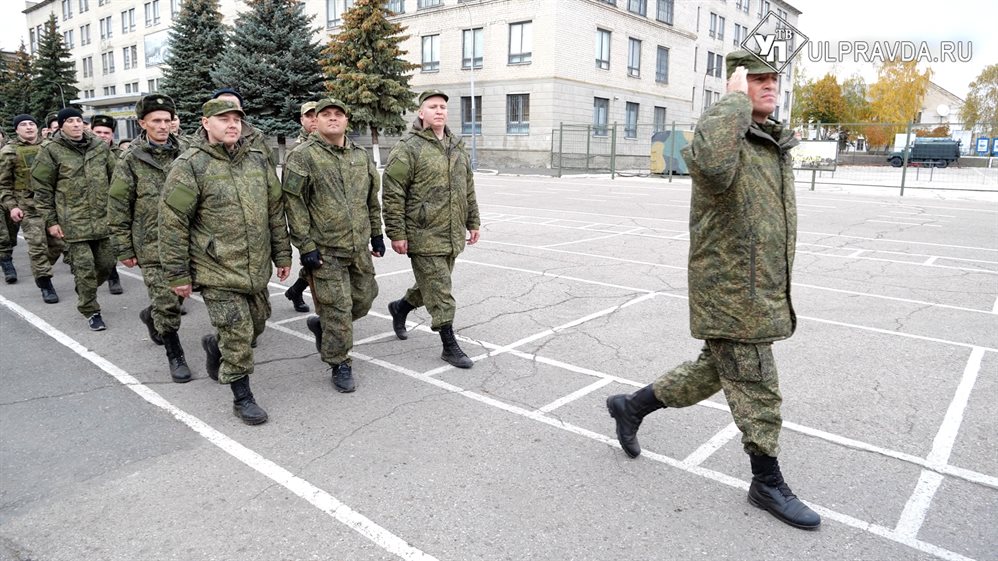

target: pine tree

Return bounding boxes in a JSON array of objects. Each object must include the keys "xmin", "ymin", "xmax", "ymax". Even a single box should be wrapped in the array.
[
  {"xmin": 160, "ymin": 0, "xmax": 228, "ymax": 133},
  {"xmin": 211, "ymin": 0, "xmax": 325, "ymax": 138},
  {"xmin": 29, "ymin": 14, "xmax": 79, "ymax": 119},
  {"xmin": 0, "ymin": 44, "xmax": 36, "ymax": 135},
  {"xmin": 322, "ymin": 0, "xmax": 418, "ymax": 166}
]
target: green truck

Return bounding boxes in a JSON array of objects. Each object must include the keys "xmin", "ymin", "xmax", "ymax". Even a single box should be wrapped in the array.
[{"xmin": 888, "ymin": 139, "xmax": 961, "ymax": 168}]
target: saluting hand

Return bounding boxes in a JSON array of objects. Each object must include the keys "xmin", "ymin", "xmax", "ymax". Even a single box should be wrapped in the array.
[{"xmin": 727, "ymin": 66, "xmax": 748, "ymax": 95}]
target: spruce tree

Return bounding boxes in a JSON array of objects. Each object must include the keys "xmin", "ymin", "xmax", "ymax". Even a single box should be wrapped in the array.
[
  {"xmin": 29, "ymin": 14, "xmax": 79, "ymax": 119},
  {"xmin": 211, "ymin": 0, "xmax": 325, "ymax": 138},
  {"xmin": 322, "ymin": 0, "xmax": 418, "ymax": 166},
  {"xmin": 160, "ymin": 0, "xmax": 228, "ymax": 133},
  {"xmin": 0, "ymin": 44, "xmax": 36, "ymax": 135}
]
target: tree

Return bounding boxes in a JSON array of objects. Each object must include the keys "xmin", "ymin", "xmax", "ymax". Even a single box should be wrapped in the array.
[
  {"xmin": 0, "ymin": 44, "xmax": 36, "ymax": 135},
  {"xmin": 960, "ymin": 63, "xmax": 998, "ymax": 138},
  {"xmin": 160, "ymin": 0, "xmax": 228, "ymax": 133},
  {"xmin": 322, "ymin": 0, "xmax": 418, "ymax": 166},
  {"xmin": 29, "ymin": 14, "xmax": 79, "ymax": 119},
  {"xmin": 212, "ymin": 0, "xmax": 325, "ymax": 138},
  {"xmin": 795, "ymin": 74, "xmax": 846, "ymax": 132},
  {"xmin": 840, "ymin": 74, "xmax": 869, "ymax": 125},
  {"xmin": 868, "ymin": 59, "xmax": 931, "ymax": 125}
]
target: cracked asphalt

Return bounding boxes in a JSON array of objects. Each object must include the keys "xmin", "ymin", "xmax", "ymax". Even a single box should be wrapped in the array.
[{"xmin": 1, "ymin": 174, "xmax": 996, "ymax": 561}]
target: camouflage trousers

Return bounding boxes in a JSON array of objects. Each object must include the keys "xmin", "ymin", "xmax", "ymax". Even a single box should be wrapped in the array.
[
  {"xmin": 404, "ymin": 254, "xmax": 457, "ymax": 331},
  {"xmin": 8, "ymin": 192, "xmax": 64, "ymax": 279},
  {"xmin": 0, "ymin": 210, "xmax": 17, "ymax": 257},
  {"xmin": 140, "ymin": 264, "xmax": 182, "ymax": 335},
  {"xmin": 201, "ymin": 287, "xmax": 271, "ymax": 384},
  {"xmin": 311, "ymin": 251, "xmax": 378, "ymax": 366},
  {"xmin": 67, "ymin": 238, "xmax": 115, "ymax": 317},
  {"xmin": 652, "ymin": 340, "xmax": 783, "ymax": 457}
]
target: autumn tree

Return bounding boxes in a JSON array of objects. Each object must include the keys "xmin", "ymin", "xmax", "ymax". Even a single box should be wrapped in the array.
[
  {"xmin": 794, "ymin": 73, "xmax": 846, "ymax": 137},
  {"xmin": 960, "ymin": 63, "xmax": 998, "ymax": 137},
  {"xmin": 868, "ymin": 59, "xmax": 931, "ymax": 125},
  {"xmin": 840, "ymin": 75, "xmax": 869, "ymax": 124}
]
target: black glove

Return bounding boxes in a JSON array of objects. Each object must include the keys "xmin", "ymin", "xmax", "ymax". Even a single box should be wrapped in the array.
[
  {"xmin": 300, "ymin": 249, "xmax": 322, "ymax": 271},
  {"xmin": 371, "ymin": 234, "xmax": 386, "ymax": 257}
]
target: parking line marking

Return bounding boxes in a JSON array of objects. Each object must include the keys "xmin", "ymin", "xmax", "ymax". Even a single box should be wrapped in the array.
[
  {"xmin": 537, "ymin": 378, "xmax": 614, "ymax": 413},
  {"xmin": 681, "ymin": 423, "xmax": 741, "ymax": 467},
  {"xmin": 867, "ymin": 220, "xmax": 943, "ymax": 228}
]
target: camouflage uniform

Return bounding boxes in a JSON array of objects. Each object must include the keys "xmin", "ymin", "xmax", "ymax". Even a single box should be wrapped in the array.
[
  {"xmin": 3, "ymin": 137, "xmax": 66, "ymax": 279},
  {"xmin": 159, "ymin": 128, "xmax": 292, "ymax": 384},
  {"xmin": 283, "ymin": 135, "xmax": 382, "ymax": 366},
  {"xmin": 382, "ymin": 119, "xmax": 480, "ymax": 330},
  {"xmin": 650, "ymin": 91, "xmax": 798, "ymax": 457},
  {"xmin": 295, "ymin": 127, "xmax": 310, "ymax": 144},
  {"xmin": 31, "ymin": 130, "xmax": 117, "ymax": 317}
]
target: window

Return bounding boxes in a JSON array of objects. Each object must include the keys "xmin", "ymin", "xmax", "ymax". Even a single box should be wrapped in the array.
[
  {"xmin": 148, "ymin": 78, "xmax": 160, "ymax": 92},
  {"xmin": 171, "ymin": 0, "xmax": 180, "ymax": 17},
  {"xmin": 101, "ymin": 51, "xmax": 115, "ymax": 74},
  {"xmin": 100, "ymin": 16, "xmax": 113, "ymax": 40},
  {"xmin": 627, "ymin": 0, "xmax": 646, "ymax": 16},
  {"xmin": 80, "ymin": 24, "xmax": 91, "ymax": 45},
  {"xmin": 705, "ymin": 51, "xmax": 722, "ymax": 78},
  {"xmin": 508, "ymin": 21, "xmax": 532, "ymax": 64},
  {"xmin": 123, "ymin": 45, "xmax": 138, "ymax": 69},
  {"xmin": 461, "ymin": 96, "xmax": 481, "ymax": 135},
  {"xmin": 656, "ymin": 0, "xmax": 673, "ymax": 24},
  {"xmin": 462, "ymin": 28, "xmax": 483, "ymax": 69},
  {"xmin": 596, "ymin": 0, "xmax": 617, "ymax": 5},
  {"xmin": 627, "ymin": 37, "xmax": 641, "ymax": 77},
  {"xmin": 417, "ymin": 0, "xmax": 441, "ymax": 7},
  {"xmin": 506, "ymin": 94, "xmax": 529, "ymax": 134},
  {"xmin": 758, "ymin": 0, "xmax": 770, "ymax": 18},
  {"xmin": 777, "ymin": 8, "xmax": 787, "ymax": 20},
  {"xmin": 654, "ymin": 106, "xmax": 667, "ymax": 132},
  {"xmin": 733, "ymin": 24, "xmax": 748, "ymax": 47},
  {"xmin": 709, "ymin": 13, "xmax": 725, "ymax": 40},
  {"xmin": 125, "ymin": 81, "xmax": 139, "ymax": 93},
  {"xmin": 595, "ymin": 28, "xmax": 611, "ymax": 70},
  {"xmin": 83, "ymin": 89, "xmax": 95, "ymax": 99},
  {"xmin": 703, "ymin": 89, "xmax": 719, "ymax": 112},
  {"xmin": 82, "ymin": 56, "xmax": 94, "ymax": 78},
  {"xmin": 327, "ymin": 0, "xmax": 354, "ymax": 27},
  {"xmin": 103, "ymin": 85, "xmax": 117, "ymax": 96},
  {"xmin": 63, "ymin": 30, "xmax": 74, "ymax": 48},
  {"xmin": 98, "ymin": 0, "xmax": 109, "ymax": 5},
  {"xmin": 62, "ymin": 0, "xmax": 73, "ymax": 20},
  {"xmin": 386, "ymin": 0, "xmax": 404, "ymax": 13},
  {"xmin": 421, "ymin": 34, "xmax": 439, "ymax": 71},
  {"xmin": 144, "ymin": 0, "xmax": 161, "ymax": 26},
  {"xmin": 593, "ymin": 97, "xmax": 609, "ymax": 137},
  {"xmin": 79, "ymin": 0, "xmax": 89, "ymax": 13},
  {"xmin": 122, "ymin": 9, "xmax": 136, "ymax": 33},
  {"xmin": 736, "ymin": 0, "xmax": 749, "ymax": 13},
  {"xmin": 655, "ymin": 46, "xmax": 669, "ymax": 83},
  {"xmin": 624, "ymin": 102, "xmax": 639, "ymax": 139},
  {"xmin": 29, "ymin": 29, "xmax": 36, "ymax": 54}
]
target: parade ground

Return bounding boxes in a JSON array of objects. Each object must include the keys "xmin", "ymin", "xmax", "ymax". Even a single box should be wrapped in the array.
[{"xmin": 1, "ymin": 173, "xmax": 996, "ymax": 561}]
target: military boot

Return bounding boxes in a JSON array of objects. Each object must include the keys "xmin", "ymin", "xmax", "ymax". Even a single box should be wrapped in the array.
[
  {"xmin": 284, "ymin": 277, "xmax": 310, "ymax": 312},
  {"xmin": 439, "ymin": 324, "xmax": 473, "ymax": 369},
  {"xmin": 230, "ymin": 376, "xmax": 268, "ymax": 425},
  {"xmin": 162, "ymin": 331, "xmax": 192, "ymax": 383},
  {"xmin": 107, "ymin": 267, "xmax": 123, "ymax": 294},
  {"xmin": 139, "ymin": 306, "xmax": 164, "ymax": 345},
  {"xmin": 202, "ymin": 334, "xmax": 222, "ymax": 381},
  {"xmin": 331, "ymin": 362, "xmax": 356, "ymax": 393},
  {"xmin": 606, "ymin": 384, "xmax": 665, "ymax": 458},
  {"xmin": 36, "ymin": 276, "xmax": 59, "ymax": 304},
  {"xmin": 306, "ymin": 315, "xmax": 322, "ymax": 352},
  {"xmin": 747, "ymin": 454, "xmax": 821, "ymax": 530},
  {"xmin": 388, "ymin": 299, "xmax": 414, "ymax": 340},
  {"xmin": 1, "ymin": 256, "xmax": 16, "ymax": 284}
]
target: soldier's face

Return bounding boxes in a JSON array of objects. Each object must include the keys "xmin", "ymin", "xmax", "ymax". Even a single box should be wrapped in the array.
[
  {"xmin": 301, "ymin": 111, "xmax": 318, "ymax": 132},
  {"xmin": 170, "ymin": 116, "xmax": 180, "ymax": 133},
  {"xmin": 316, "ymin": 107, "xmax": 347, "ymax": 139},
  {"xmin": 418, "ymin": 97, "xmax": 448, "ymax": 130},
  {"xmin": 16, "ymin": 121, "xmax": 38, "ymax": 142},
  {"xmin": 202, "ymin": 112, "xmax": 243, "ymax": 146},
  {"xmin": 747, "ymin": 73, "xmax": 779, "ymax": 120},
  {"xmin": 62, "ymin": 117, "xmax": 84, "ymax": 140},
  {"xmin": 93, "ymin": 126, "xmax": 115, "ymax": 145},
  {"xmin": 140, "ymin": 110, "xmax": 173, "ymax": 144}
]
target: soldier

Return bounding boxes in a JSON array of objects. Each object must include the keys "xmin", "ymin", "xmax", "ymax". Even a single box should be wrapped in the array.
[
  {"xmin": 42, "ymin": 113, "xmax": 59, "ymax": 139},
  {"xmin": 296, "ymin": 101, "xmax": 318, "ymax": 143},
  {"xmin": 209, "ymin": 87, "xmax": 277, "ymax": 169},
  {"xmin": 383, "ymin": 89, "xmax": 480, "ymax": 369},
  {"xmin": 0, "ymin": 114, "xmax": 63, "ymax": 301},
  {"xmin": 91, "ymin": 114, "xmax": 125, "ymax": 295},
  {"xmin": 159, "ymin": 99, "xmax": 291, "ymax": 424},
  {"xmin": 0, "ymin": 121, "xmax": 19, "ymax": 282},
  {"xmin": 606, "ymin": 52, "xmax": 820, "ymax": 530},
  {"xmin": 284, "ymin": 98, "xmax": 383, "ymax": 393},
  {"xmin": 31, "ymin": 107, "xmax": 116, "ymax": 331},
  {"xmin": 282, "ymin": 100, "xmax": 320, "ymax": 314},
  {"xmin": 107, "ymin": 94, "xmax": 192, "ymax": 383}
]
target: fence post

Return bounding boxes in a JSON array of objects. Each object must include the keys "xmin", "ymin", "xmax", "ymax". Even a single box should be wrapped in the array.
[
  {"xmin": 586, "ymin": 125, "xmax": 592, "ymax": 172},
  {"xmin": 610, "ymin": 123, "xmax": 617, "ymax": 179},
  {"xmin": 668, "ymin": 121, "xmax": 677, "ymax": 183},
  {"xmin": 557, "ymin": 122, "xmax": 564, "ymax": 178},
  {"xmin": 900, "ymin": 121, "xmax": 913, "ymax": 196}
]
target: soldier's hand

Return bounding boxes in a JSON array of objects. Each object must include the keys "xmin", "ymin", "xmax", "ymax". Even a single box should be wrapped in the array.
[
  {"xmin": 391, "ymin": 240, "xmax": 408, "ymax": 255},
  {"xmin": 300, "ymin": 249, "xmax": 322, "ymax": 271},
  {"xmin": 121, "ymin": 258, "xmax": 138, "ymax": 268},
  {"xmin": 467, "ymin": 230, "xmax": 480, "ymax": 245},
  {"xmin": 727, "ymin": 66, "xmax": 748, "ymax": 95},
  {"xmin": 370, "ymin": 234, "xmax": 386, "ymax": 257},
  {"xmin": 9, "ymin": 208, "xmax": 23, "ymax": 222},
  {"xmin": 47, "ymin": 224, "xmax": 64, "ymax": 239},
  {"xmin": 276, "ymin": 266, "xmax": 291, "ymax": 281},
  {"xmin": 172, "ymin": 284, "xmax": 193, "ymax": 298}
]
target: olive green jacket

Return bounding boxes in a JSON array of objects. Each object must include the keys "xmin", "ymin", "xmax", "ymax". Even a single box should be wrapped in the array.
[{"xmin": 0, "ymin": 137, "xmax": 42, "ymax": 212}]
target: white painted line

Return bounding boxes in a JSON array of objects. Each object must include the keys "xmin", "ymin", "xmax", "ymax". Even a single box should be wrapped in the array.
[
  {"xmin": 567, "ymin": 197, "xmax": 613, "ymax": 203},
  {"xmin": 799, "ymin": 230, "xmax": 993, "ymax": 252},
  {"xmin": 273, "ymin": 315, "xmax": 309, "ymax": 325},
  {"xmin": 927, "ymin": 347, "xmax": 986, "ymax": 467},
  {"xmin": 923, "ymin": 256, "xmax": 938, "ymax": 266},
  {"xmin": 891, "ymin": 212, "xmax": 956, "ymax": 218},
  {"xmin": 798, "ymin": 315, "xmax": 998, "ymax": 353},
  {"xmin": 895, "ymin": 471, "xmax": 946, "ymax": 538},
  {"xmin": 847, "ymin": 249, "xmax": 866, "ymax": 258},
  {"xmin": 993, "ymin": 297, "xmax": 998, "ymax": 315},
  {"xmin": 867, "ymin": 220, "xmax": 943, "ymax": 228},
  {"xmin": 681, "ymin": 423, "xmax": 741, "ymax": 467},
  {"xmin": 458, "ymin": 258, "xmax": 658, "ymax": 294},
  {"xmin": 0, "ymin": 295, "xmax": 439, "ymax": 561},
  {"xmin": 537, "ymin": 378, "xmax": 615, "ymax": 413},
  {"xmin": 268, "ymin": 291, "xmax": 285, "ymax": 298},
  {"xmin": 354, "ymin": 331, "xmax": 400, "ymax": 346},
  {"xmin": 481, "ymin": 203, "xmax": 688, "ymax": 224},
  {"xmin": 540, "ymin": 230, "xmax": 632, "ymax": 249},
  {"xmin": 797, "ymin": 203, "xmax": 837, "ymax": 209}
]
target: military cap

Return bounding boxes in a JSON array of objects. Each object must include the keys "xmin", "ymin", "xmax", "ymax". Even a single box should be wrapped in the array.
[
  {"xmin": 91, "ymin": 114, "xmax": 116, "ymax": 131},
  {"xmin": 300, "ymin": 101, "xmax": 318, "ymax": 116},
  {"xmin": 46, "ymin": 112, "xmax": 60, "ymax": 127},
  {"xmin": 418, "ymin": 89, "xmax": 449, "ymax": 105},
  {"xmin": 12, "ymin": 114, "xmax": 38, "ymax": 129},
  {"xmin": 725, "ymin": 50, "xmax": 778, "ymax": 79},
  {"xmin": 56, "ymin": 107, "xmax": 83, "ymax": 128},
  {"xmin": 314, "ymin": 98, "xmax": 349, "ymax": 117},
  {"xmin": 136, "ymin": 93, "xmax": 177, "ymax": 119},
  {"xmin": 202, "ymin": 98, "xmax": 245, "ymax": 118},
  {"xmin": 210, "ymin": 87, "xmax": 244, "ymax": 108}
]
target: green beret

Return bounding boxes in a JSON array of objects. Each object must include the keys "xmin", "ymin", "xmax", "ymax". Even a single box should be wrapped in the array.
[
  {"xmin": 202, "ymin": 98, "xmax": 245, "ymax": 118},
  {"xmin": 418, "ymin": 89, "xmax": 448, "ymax": 105},
  {"xmin": 314, "ymin": 98, "xmax": 349, "ymax": 118},
  {"xmin": 136, "ymin": 94, "xmax": 177, "ymax": 119},
  {"xmin": 91, "ymin": 114, "xmax": 116, "ymax": 131},
  {"xmin": 725, "ymin": 50, "xmax": 778, "ymax": 79}
]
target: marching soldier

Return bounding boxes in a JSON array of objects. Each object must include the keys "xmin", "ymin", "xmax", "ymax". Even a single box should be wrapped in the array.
[
  {"xmin": 91, "ymin": 114, "xmax": 125, "ymax": 294},
  {"xmin": 283, "ymin": 100, "xmax": 320, "ymax": 314}
]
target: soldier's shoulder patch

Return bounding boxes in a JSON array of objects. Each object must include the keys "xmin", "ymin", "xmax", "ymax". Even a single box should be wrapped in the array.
[
  {"xmin": 164, "ymin": 183, "xmax": 197, "ymax": 215},
  {"xmin": 384, "ymin": 157, "xmax": 410, "ymax": 185},
  {"xmin": 108, "ymin": 177, "xmax": 131, "ymax": 201}
]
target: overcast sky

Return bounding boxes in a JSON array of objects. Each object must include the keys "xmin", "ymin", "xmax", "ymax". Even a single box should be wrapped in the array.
[{"xmin": 1, "ymin": 0, "xmax": 994, "ymax": 98}]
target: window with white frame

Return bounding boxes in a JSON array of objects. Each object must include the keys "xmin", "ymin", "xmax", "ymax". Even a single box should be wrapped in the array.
[
  {"xmin": 103, "ymin": 85, "xmax": 116, "ymax": 96},
  {"xmin": 653, "ymin": 106, "xmax": 667, "ymax": 132},
  {"xmin": 593, "ymin": 97, "xmax": 609, "ymax": 137},
  {"xmin": 506, "ymin": 94, "xmax": 529, "ymax": 134},
  {"xmin": 461, "ymin": 96, "xmax": 481, "ymax": 135},
  {"xmin": 627, "ymin": 37, "xmax": 641, "ymax": 77},
  {"xmin": 62, "ymin": 0, "xmax": 73, "ymax": 20},
  {"xmin": 123, "ymin": 45, "xmax": 138, "ymax": 69},
  {"xmin": 703, "ymin": 89, "xmax": 719, "ymax": 112},
  {"xmin": 144, "ymin": 0, "xmax": 161, "ymax": 26},
  {"xmin": 508, "ymin": 21, "xmax": 531, "ymax": 64},
  {"xmin": 171, "ymin": 0, "xmax": 180, "ymax": 17},
  {"xmin": 462, "ymin": 28, "xmax": 483, "ymax": 69},
  {"xmin": 656, "ymin": 0, "xmax": 673, "ymax": 23},
  {"xmin": 82, "ymin": 56, "xmax": 94, "ymax": 78},
  {"xmin": 122, "ymin": 8, "xmax": 136, "ymax": 33},
  {"xmin": 595, "ymin": 28, "xmax": 611, "ymax": 70},
  {"xmin": 385, "ymin": 0, "xmax": 404, "ymax": 13},
  {"xmin": 417, "ymin": 0, "xmax": 441, "ymax": 7},
  {"xmin": 148, "ymin": 78, "xmax": 160, "ymax": 92},
  {"xmin": 655, "ymin": 46, "xmax": 669, "ymax": 83},
  {"xmin": 79, "ymin": 0, "xmax": 89, "ymax": 13},
  {"xmin": 327, "ymin": 0, "xmax": 354, "ymax": 27},
  {"xmin": 627, "ymin": 0, "xmax": 646, "ymax": 16},
  {"xmin": 80, "ymin": 24, "xmax": 91, "ymax": 45},
  {"xmin": 101, "ymin": 51, "xmax": 115, "ymax": 74},
  {"xmin": 758, "ymin": 0, "xmax": 770, "ymax": 18},
  {"xmin": 99, "ymin": 16, "xmax": 113, "ymax": 40},
  {"xmin": 705, "ymin": 51, "xmax": 722, "ymax": 78},
  {"xmin": 421, "ymin": 34, "xmax": 439, "ymax": 71},
  {"xmin": 624, "ymin": 102, "xmax": 639, "ymax": 139},
  {"xmin": 63, "ymin": 30, "xmax": 74, "ymax": 48},
  {"xmin": 98, "ymin": 0, "xmax": 109, "ymax": 6},
  {"xmin": 736, "ymin": 0, "xmax": 750, "ymax": 13}
]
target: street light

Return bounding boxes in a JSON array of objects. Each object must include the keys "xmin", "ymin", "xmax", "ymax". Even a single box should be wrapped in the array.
[
  {"xmin": 461, "ymin": 1, "xmax": 478, "ymax": 170},
  {"xmin": 51, "ymin": 82, "xmax": 66, "ymax": 108}
]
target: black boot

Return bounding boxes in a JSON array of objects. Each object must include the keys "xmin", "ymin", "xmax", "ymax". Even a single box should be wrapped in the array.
[
  {"xmin": 606, "ymin": 384, "xmax": 665, "ymax": 458},
  {"xmin": 1, "ymin": 256, "xmax": 16, "ymax": 284},
  {"xmin": 107, "ymin": 267, "xmax": 123, "ymax": 294},
  {"xmin": 439, "ymin": 324, "xmax": 473, "ymax": 368},
  {"xmin": 747, "ymin": 454, "xmax": 821, "ymax": 529},
  {"xmin": 36, "ymin": 276, "xmax": 59, "ymax": 303},
  {"xmin": 388, "ymin": 299, "xmax": 414, "ymax": 340},
  {"xmin": 306, "ymin": 315, "xmax": 322, "ymax": 352},
  {"xmin": 139, "ymin": 306, "xmax": 164, "ymax": 345},
  {"xmin": 202, "ymin": 334, "xmax": 221, "ymax": 381},
  {"xmin": 230, "ymin": 376, "xmax": 268, "ymax": 425},
  {"xmin": 162, "ymin": 331, "xmax": 192, "ymax": 383},
  {"xmin": 285, "ymin": 278, "xmax": 310, "ymax": 312},
  {"xmin": 331, "ymin": 362, "xmax": 356, "ymax": 393}
]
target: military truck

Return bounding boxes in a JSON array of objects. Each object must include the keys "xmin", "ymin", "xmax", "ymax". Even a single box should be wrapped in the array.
[{"xmin": 888, "ymin": 138, "xmax": 961, "ymax": 168}]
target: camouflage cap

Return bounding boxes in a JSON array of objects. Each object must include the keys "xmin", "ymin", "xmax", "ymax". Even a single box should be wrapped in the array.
[
  {"xmin": 46, "ymin": 112, "xmax": 59, "ymax": 126},
  {"xmin": 136, "ymin": 93, "xmax": 177, "ymax": 119},
  {"xmin": 202, "ymin": 98, "xmax": 245, "ymax": 118},
  {"xmin": 314, "ymin": 98, "xmax": 349, "ymax": 117},
  {"xmin": 92, "ymin": 114, "xmax": 116, "ymax": 131},
  {"xmin": 725, "ymin": 50, "xmax": 778, "ymax": 79},
  {"xmin": 418, "ymin": 89, "xmax": 448, "ymax": 105},
  {"xmin": 300, "ymin": 101, "xmax": 318, "ymax": 116}
]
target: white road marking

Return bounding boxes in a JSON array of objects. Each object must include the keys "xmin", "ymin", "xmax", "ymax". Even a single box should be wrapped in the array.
[
  {"xmin": 890, "ymin": 212, "xmax": 956, "ymax": 218},
  {"xmin": 681, "ymin": 423, "xmax": 741, "ymax": 467},
  {"xmin": 867, "ymin": 220, "xmax": 943, "ymax": 228},
  {"xmin": 537, "ymin": 378, "xmax": 615, "ymax": 413}
]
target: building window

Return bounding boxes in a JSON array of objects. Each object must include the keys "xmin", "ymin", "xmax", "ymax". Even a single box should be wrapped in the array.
[
  {"xmin": 506, "ymin": 94, "xmax": 529, "ymax": 134},
  {"xmin": 385, "ymin": 0, "xmax": 404, "ymax": 13},
  {"xmin": 624, "ymin": 102, "xmax": 639, "ymax": 139},
  {"xmin": 327, "ymin": 0, "xmax": 354, "ymax": 27},
  {"xmin": 736, "ymin": 0, "xmax": 750, "ymax": 13},
  {"xmin": 705, "ymin": 51, "xmax": 722, "ymax": 78},
  {"xmin": 709, "ymin": 13, "xmax": 724, "ymax": 40},
  {"xmin": 703, "ymin": 89, "xmax": 719, "ymax": 112},
  {"xmin": 29, "ymin": 29, "xmax": 36, "ymax": 54},
  {"xmin": 98, "ymin": 0, "xmax": 109, "ymax": 6},
  {"xmin": 124, "ymin": 81, "xmax": 139, "ymax": 93},
  {"xmin": 421, "ymin": 34, "xmax": 439, "ymax": 71},
  {"xmin": 596, "ymin": 0, "xmax": 617, "ymax": 5},
  {"xmin": 99, "ymin": 16, "xmax": 113, "ymax": 40},
  {"xmin": 63, "ymin": 30, "xmax": 75, "ymax": 48},
  {"xmin": 80, "ymin": 24, "xmax": 91, "ymax": 45},
  {"xmin": 171, "ymin": 0, "xmax": 181, "ymax": 17},
  {"xmin": 654, "ymin": 106, "xmax": 667, "ymax": 132},
  {"xmin": 656, "ymin": 0, "xmax": 673, "ymax": 24},
  {"xmin": 123, "ymin": 45, "xmax": 138, "ymax": 69},
  {"xmin": 144, "ymin": 0, "xmax": 161, "ymax": 26},
  {"xmin": 82, "ymin": 56, "xmax": 94, "ymax": 78},
  {"xmin": 62, "ymin": 0, "xmax": 73, "ymax": 20},
  {"xmin": 627, "ymin": 37, "xmax": 641, "ymax": 77},
  {"xmin": 758, "ymin": 0, "xmax": 770, "ymax": 18},
  {"xmin": 655, "ymin": 46, "xmax": 669, "ymax": 83},
  {"xmin": 595, "ymin": 28, "xmax": 611, "ymax": 70},
  {"xmin": 462, "ymin": 28, "xmax": 483, "ymax": 69},
  {"xmin": 733, "ymin": 24, "xmax": 748, "ymax": 47},
  {"xmin": 627, "ymin": 0, "xmax": 646, "ymax": 16},
  {"xmin": 417, "ymin": 0, "xmax": 441, "ymax": 7},
  {"xmin": 460, "ymin": 96, "xmax": 481, "ymax": 135},
  {"xmin": 103, "ymin": 85, "xmax": 117, "ymax": 96},
  {"xmin": 79, "ymin": 0, "xmax": 89, "ymax": 13},
  {"xmin": 122, "ymin": 9, "xmax": 136, "ymax": 33},
  {"xmin": 593, "ymin": 97, "xmax": 609, "ymax": 137},
  {"xmin": 101, "ymin": 51, "xmax": 115, "ymax": 74},
  {"xmin": 508, "ymin": 21, "xmax": 532, "ymax": 64},
  {"xmin": 148, "ymin": 78, "xmax": 160, "ymax": 92}
]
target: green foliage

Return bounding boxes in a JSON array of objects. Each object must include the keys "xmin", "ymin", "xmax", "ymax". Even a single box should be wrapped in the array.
[
  {"xmin": 160, "ymin": 0, "xmax": 229, "ymax": 133},
  {"xmin": 960, "ymin": 64, "xmax": 998, "ymax": 137},
  {"xmin": 29, "ymin": 14, "xmax": 79, "ymax": 119},
  {"xmin": 839, "ymin": 74, "xmax": 870, "ymax": 125},
  {"xmin": 211, "ymin": 0, "xmax": 326, "ymax": 137},
  {"xmin": 0, "ymin": 44, "xmax": 37, "ymax": 135},
  {"xmin": 796, "ymin": 73, "xmax": 846, "ymax": 126},
  {"xmin": 322, "ymin": 0, "xmax": 418, "ymax": 144}
]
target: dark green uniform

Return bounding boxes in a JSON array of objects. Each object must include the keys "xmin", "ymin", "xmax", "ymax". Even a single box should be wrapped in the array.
[{"xmin": 1, "ymin": 137, "xmax": 64, "ymax": 280}]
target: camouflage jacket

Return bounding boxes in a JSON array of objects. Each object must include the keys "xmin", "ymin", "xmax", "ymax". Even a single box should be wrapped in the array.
[
  {"xmin": 159, "ymin": 131, "xmax": 291, "ymax": 293},
  {"xmin": 382, "ymin": 120, "xmax": 480, "ymax": 256},
  {"xmin": 283, "ymin": 136, "xmax": 382, "ymax": 258},
  {"xmin": 296, "ymin": 127, "xmax": 310, "ymax": 144},
  {"xmin": 31, "ymin": 130, "xmax": 116, "ymax": 242},
  {"xmin": 107, "ymin": 133, "xmax": 182, "ymax": 264},
  {"xmin": 192, "ymin": 120, "xmax": 276, "ymax": 170},
  {"xmin": 681, "ymin": 91, "xmax": 798, "ymax": 343},
  {"xmin": 0, "ymin": 136, "xmax": 42, "ymax": 211}
]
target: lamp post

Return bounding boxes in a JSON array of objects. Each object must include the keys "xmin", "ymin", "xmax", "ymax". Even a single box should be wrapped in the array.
[
  {"xmin": 461, "ymin": 1, "xmax": 478, "ymax": 170},
  {"xmin": 52, "ymin": 82, "xmax": 66, "ymax": 108}
]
